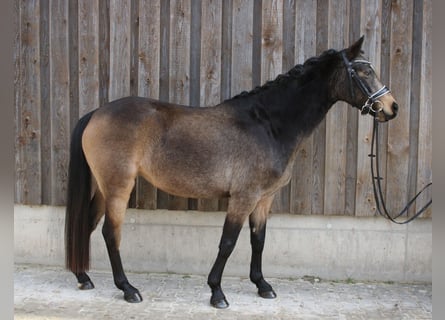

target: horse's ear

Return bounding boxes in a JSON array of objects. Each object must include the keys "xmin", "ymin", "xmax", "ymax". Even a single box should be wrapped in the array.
[{"xmin": 345, "ymin": 36, "xmax": 364, "ymax": 60}]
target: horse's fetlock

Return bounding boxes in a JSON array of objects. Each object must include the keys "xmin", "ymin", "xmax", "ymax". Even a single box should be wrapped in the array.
[{"xmin": 250, "ymin": 271, "xmax": 263, "ymax": 284}]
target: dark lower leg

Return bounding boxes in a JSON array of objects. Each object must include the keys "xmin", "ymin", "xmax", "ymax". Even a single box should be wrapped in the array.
[
  {"xmin": 207, "ymin": 218, "xmax": 243, "ymax": 308},
  {"xmin": 73, "ymin": 193, "xmax": 104, "ymax": 291},
  {"xmin": 102, "ymin": 219, "xmax": 142, "ymax": 303},
  {"xmin": 249, "ymin": 219, "xmax": 276, "ymax": 299},
  {"xmin": 75, "ymin": 272, "xmax": 94, "ymax": 290}
]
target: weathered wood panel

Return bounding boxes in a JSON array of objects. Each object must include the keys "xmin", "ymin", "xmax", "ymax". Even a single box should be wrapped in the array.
[
  {"xmin": 109, "ymin": 0, "xmax": 131, "ymax": 100},
  {"xmin": 14, "ymin": 0, "xmax": 432, "ymax": 219},
  {"xmin": 416, "ymin": 0, "xmax": 432, "ymax": 217},
  {"xmin": 15, "ymin": 0, "xmax": 42, "ymax": 204},
  {"xmin": 324, "ymin": 0, "xmax": 349, "ymax": 215},
  {"xmin": 386, "ymin": 0, "xmax": 413, "ymax": 216},
  {"xmin": 78, "ymin": 0, "xmax": 99, "ymax": 116},
  {"xmin": 49, "ymin": 0, "xmax": 71, "ymax": 205}
]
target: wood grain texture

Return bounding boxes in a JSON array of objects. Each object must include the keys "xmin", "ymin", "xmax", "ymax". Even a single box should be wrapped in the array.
[
  {"xmin": 416, "ymin": 0, "xmax": 432, "ymax": 217},
  {"xmin": 78, "ymin": 0, "xmax": 99, "ymax": 116},
  {"xmin": 109, "ymin": 0, "xmax": 131, "ymax": 100},
  {"xmin": 49, "ymin": 0, "xmax": 71, "ymax": 205},
  {"xmin": 386, "ymin": 0, "xmax": 413, "ymax": 215},
  {"xmin": 16, "ymin": 0, "xmax": 42, "ymax": 204},
  {"xmin": 324, "ymin": 0, "xmax": 349, "ymax": 215}
]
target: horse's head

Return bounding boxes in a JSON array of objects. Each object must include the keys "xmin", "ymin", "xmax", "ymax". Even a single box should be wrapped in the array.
[{"xmin": 336, "ymin": 36, "xmax": 398, "ymax": 122}]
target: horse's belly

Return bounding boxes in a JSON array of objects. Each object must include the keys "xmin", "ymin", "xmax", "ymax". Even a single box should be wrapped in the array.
[{"xmin": 139, "ymin": 155, "xmax": 232, "ymax": 200}]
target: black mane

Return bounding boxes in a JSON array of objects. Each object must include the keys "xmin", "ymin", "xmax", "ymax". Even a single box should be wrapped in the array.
[{"xmin": 228, "ymin": 49, "xmax": 338, "ymax": 101}]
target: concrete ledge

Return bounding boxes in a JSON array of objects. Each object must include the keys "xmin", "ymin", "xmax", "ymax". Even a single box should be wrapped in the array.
[{"xmin": 14, "ymin": 205, "xmax": 432, "ymax": 282}]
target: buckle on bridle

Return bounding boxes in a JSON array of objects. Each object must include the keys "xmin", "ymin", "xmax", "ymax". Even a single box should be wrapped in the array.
[
  {"xmin": 360, "ymin": 86, "xmax": 390, "ymax": 116},
  {"xmin": 361, "ymin": 99, "xmax": 384, "ymax": 116}
]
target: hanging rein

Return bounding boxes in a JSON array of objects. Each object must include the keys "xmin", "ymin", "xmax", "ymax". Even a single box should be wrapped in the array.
[{"xmin": 342, "ymin": 52, "xmax": 432, "ymax": 224}]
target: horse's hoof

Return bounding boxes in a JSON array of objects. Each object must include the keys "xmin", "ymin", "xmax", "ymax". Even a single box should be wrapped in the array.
[
  {"xmin": 258, "ymin": 289, "xmax": 277, "ymax": 299},
  {"xmin": 78, "ymin": 280, "xmax": 95, "ymax": 290},
  {"xmin": 124, "ymin": 291, "xmax": 143, "ymax": 303},
  {"xmin": 210, "ymin": 297, "xmax": 229, "ymax": 309}
]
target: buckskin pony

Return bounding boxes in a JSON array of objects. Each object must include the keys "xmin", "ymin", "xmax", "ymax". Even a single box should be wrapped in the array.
[{"xmin": 65, "ymin": 37, "xmax": 398, "ymax": 308}]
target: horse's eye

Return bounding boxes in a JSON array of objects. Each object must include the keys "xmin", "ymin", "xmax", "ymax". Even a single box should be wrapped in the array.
[{"xmin": 363, "ymin": 69, "xmax": 372, "ymax": 77}]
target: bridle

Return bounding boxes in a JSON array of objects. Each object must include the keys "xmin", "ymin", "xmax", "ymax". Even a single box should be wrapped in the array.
[
  {"xmin": 341, "ymin": 51, "xmax": 391, "ymax": 116},
  {"xmin": 341, "ymin": 51, "xmax": 432, "ymax": 224}
]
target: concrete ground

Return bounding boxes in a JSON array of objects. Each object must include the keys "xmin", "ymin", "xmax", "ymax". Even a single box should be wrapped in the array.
[{"xmin": 14, "ymin": 264, "xmax": 431, "ymax": 319}]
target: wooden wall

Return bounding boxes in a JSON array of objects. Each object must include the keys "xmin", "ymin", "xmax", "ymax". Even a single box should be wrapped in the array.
[{"xmin": 15, "ymin": 0, "xmax": 432, "ymax": 217}]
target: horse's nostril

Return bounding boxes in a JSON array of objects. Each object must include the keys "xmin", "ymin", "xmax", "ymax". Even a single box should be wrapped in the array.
[{"xmin": 392, "ymin": 102, "xmax": 399, "ymax": 113}]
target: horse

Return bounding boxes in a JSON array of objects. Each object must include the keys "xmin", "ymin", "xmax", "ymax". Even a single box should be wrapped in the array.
[{"xmin": 65, "ymin": 36, "xmax": 398, "ymax": 308}]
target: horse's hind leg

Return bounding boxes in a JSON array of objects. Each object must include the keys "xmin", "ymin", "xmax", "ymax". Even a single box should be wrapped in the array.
[
  {"xmin": 102, "ymin": 184, "xmax": 142, "ymax": 303},
  {"xmin": 249, "ymin": 196, "xmax": 276, "ymax": 299},
  {"xmin": 74, "ymin": 191, "xmax": 105, "ymax": 290}
]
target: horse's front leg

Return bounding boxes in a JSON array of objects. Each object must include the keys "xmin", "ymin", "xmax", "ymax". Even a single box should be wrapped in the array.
[
  {"xmin": 207, "ymin": 217, "xmax": 244, "ymax": 309},
  {"xmin": 207, "ymin": 196, "xmax": 257, "ymax": 309},
  {"xmin": 249, "ymin": 196, "xmax": 276, "ymax": 299}
]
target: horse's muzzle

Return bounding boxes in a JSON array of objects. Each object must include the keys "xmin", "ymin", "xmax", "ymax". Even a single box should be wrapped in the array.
[{"xmin": 376, "ymin": 101, "xmax": 398, "ymax": 122}]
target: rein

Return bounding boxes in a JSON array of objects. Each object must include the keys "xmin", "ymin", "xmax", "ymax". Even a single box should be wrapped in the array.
[{"xmin": 368, "ymin": 119, "xmax": 432, "ymax": 224}]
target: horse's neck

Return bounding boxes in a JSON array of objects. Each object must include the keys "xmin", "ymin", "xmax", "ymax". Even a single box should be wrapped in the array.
[{"xmin": 256, "ymin": 81, "xmax": 334, "ymax": 145}]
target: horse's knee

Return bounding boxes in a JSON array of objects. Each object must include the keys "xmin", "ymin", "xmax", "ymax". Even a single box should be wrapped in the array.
[{"xmin": 218, "ymin": 238, "xmax": 237, "ymax": 259}]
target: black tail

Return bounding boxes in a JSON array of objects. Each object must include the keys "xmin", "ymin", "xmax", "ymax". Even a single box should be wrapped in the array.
[{"xmin": 65, "ymin": 110, "xmax": 96, "ymax": 274}]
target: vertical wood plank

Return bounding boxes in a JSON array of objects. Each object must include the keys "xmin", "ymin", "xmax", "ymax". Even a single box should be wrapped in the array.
[
  {"xmin": 323, "ymin": 0, "xmax": 349, "ymax": 215},
  {"xmin": 40, "ymin": 0, "xmax": 51, "ymax": 205},
  {"xmin": 14, "ymin": 0, "xmax": 20, "ymax": 203},
  {"xmin": 386, "ymin": 0, "xmax": 413, "ymax": 214},
  {"xmin": 416, "ymin": 0, "xmax": 432, "ymax": 217},
  {"xmin": 109, "ymin": 0, "xmax": 131, "ymax": 100},
  {"xmin": 197, "ymin": 0, "xmax": 222, "ymax": 212},
  {"xmin": 231, "ymin": 0, "xmax": 253, "ymax": 95},
  {"xmin": 68, "ymin": 0, "xmax": 79, "ymax": 133},
  {"xmin": 355, "ymin": 0, "xmax": 383, "ymax": 216},
  {"xmin": 168, "ymin": 0, "xmax": 191, "ymax": 210},
  {"xmin": 16, "ymin": 0, "xmax": 42, "ymax": 204},
  {"xmin": 78, "ymin": 0, "xmax": 99, "ymax": 116},
  {"xmin": 282, "ymin": 0, "xmax": 295, "ymax": 71},
  {"xmin": 136, "ymin": 0, "xmax": 161, "ymax": 210},
  {"xmin": 220, "ymin": 0, "xmax": 233, "ymax": 103},
  {"xmin": 49, "ymin": 0, "xmax": 71, "ymax": 205},
  {"xmin": 98, "ymin": 0, "xmax": 110, "ymax": 106},
  {"xmin": 130, "ymin": 0, "xmax": 139, "ymax": 97},
  {"xmin": 189, "ymin": 0, "xmax": 202, "ymax": 108},
  {"xmin": 290, "ymin": 0, "xmax": 317, "ymax": 214}
]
